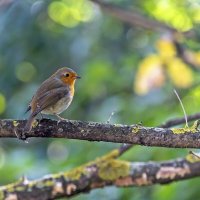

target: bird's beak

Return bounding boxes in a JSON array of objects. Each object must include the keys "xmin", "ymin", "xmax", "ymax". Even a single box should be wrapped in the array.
[{"xmin": 75, "ymin": 75, "xmax": 81, "ymax": 79}]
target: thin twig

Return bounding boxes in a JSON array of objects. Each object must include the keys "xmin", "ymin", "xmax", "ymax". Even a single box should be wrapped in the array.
[
  {"xmin": 107, "ymin": 111, "xmax": 116, "ymax": 123},
  {"xmin": 174, "ymin": 89, "xmax": 188, "ymax": 127},
  {"xmin": 159, "ymin": 112, "xmax": 200, "ymax": 128},
  {"xmin": 189, "ymin": 151, "xmax": 200, "ymax": 159}
]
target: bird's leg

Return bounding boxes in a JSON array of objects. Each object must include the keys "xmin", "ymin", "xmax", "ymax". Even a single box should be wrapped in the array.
[
  {"xmin": 39, "ymin": 112, "xmax": 44, "ymax": 119},
  {"xmin": 36, "ymin": 112, "xmax": 45, "ymax": 126}
]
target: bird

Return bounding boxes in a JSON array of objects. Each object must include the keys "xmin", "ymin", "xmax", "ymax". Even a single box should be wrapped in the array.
[{"xmin": 24, "ymin": 67, "xmax": 81, "ymax": 132}]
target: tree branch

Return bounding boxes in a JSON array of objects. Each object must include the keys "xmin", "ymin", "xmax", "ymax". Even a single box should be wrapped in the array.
[
  {"xmin": 173, "ymin": 40, "xmax": 200, "ymax": 70},
  {"xmin": 118, "ymin": 112, "xmax": 200, "ymax": 156},
  {"xmin": 1, "ymin": 148, "xmax": 200, "ymax": 200},
  {"xmin": 90, "ymin": 0, "xmax": 198, "ymax": 71},
  {"xmin": 1, "ymin": 115, "xmax": 200, "ymax": 148},
  {"xmin": 159, "ymin": 112, "xmax": 200, "ymax": 128},
  {"xmin": 90, "ymin": 0, "xmax": 194, "ymax": 37},
  {"xmin": 90, "ymin": 0, "xmax": 174, "ymax": 32}
]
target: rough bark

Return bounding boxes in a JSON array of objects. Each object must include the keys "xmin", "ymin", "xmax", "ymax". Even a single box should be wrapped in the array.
[
  {"xmin": 1, "ymin": 118, "xmax": 200, "ymax": 148},
  {"xmin": 0, "ymin": 149, "xmax": 200, "ymax": 200}
]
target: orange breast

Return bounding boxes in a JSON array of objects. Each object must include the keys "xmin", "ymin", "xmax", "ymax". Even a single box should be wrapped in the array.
[
  {"xmin": 61, "ymin": 77, "xmax": 75, "ymax": 96},
  {"xmin": 70, "ymin": 84, "xmax": 75, "ymax": 96}
]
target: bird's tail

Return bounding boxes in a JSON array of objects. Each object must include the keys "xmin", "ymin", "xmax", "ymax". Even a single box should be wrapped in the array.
[{"xmin": 24, "ymin": 114, "xmax": 35, "ymax": 132}]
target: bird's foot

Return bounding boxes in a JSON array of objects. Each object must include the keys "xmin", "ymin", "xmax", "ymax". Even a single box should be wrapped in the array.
[
  {"xmin": 55, "ymin": 114, "xmax": 69, "ymax": 125},
  {"xmin": 15, "ymin": 130, "xmax": 28, "ymax": 142}
]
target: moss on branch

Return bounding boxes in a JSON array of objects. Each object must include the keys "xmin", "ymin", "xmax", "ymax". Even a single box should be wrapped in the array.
[
  {"xmin": 1, "ymin": 119, "xmax": 200, "ymax": 148},
  {"xmin": 1, "ymin": 149, "xmax": 200, "ymax": 200}
]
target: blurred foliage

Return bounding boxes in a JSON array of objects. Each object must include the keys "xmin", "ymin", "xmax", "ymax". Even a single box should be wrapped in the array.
[
  {"xmin": 1, "ymin": 0, "xmax": 200, "ymax": 199},
  {"xmin": 48, "ymin": 0, "xmax": 93, "ymax": 27},
  {"xmin": 144, "ymin": 0, "xmax": 200, "ymax": 31},
  {"xmin": 134, "ymin": 37, "xmax": 195, "ymax": 95}
]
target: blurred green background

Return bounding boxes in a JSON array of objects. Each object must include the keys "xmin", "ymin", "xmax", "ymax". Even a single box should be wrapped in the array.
[{"xmin": 1, "ymin": 0, "xmax": 200, "ymax": 199}]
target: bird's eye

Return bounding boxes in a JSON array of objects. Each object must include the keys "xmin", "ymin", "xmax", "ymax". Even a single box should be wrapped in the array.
[{"xmin": 65, "ymin": 73, "xmax": 69, "ymax": 77}]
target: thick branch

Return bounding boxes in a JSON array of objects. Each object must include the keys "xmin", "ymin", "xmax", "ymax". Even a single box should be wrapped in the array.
[
  {"xmin": 1, "ymin": 118, "xmax": 200, "ymax": 148},
  {"xmin": 0, "ymin": 149, "xmax": 200, "ymax": 199}
]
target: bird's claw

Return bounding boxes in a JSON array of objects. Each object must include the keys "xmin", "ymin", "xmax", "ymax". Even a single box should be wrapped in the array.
[
  {"xmin": 55, "ymin": 114, "xmax": 69, "ymax": 125},
  {"xmin": 57, "ymin": 118, "xmax": 69, "ymax": 125},
  {"xmin": 15, "ymin": 130, "xmax": 28, "ymax": 142}
]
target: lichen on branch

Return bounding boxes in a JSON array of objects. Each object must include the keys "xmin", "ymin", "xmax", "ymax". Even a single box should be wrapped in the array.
[
  {"xmin": 1, "ymin": 118, "xmax": 200, "ymax": 148},
  {"xmin": 1, "ymin": 149, "xmax": 200, "ymax": 200}
]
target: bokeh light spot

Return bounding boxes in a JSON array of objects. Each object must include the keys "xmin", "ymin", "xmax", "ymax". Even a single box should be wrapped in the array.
[
  {"xmin": 167, "ymin": 58, "xmax": 193, "ymax": 88},
  {"xmin": 16, "ymin": 62, "xmax": 36, "ymax": 82},
  {"xmin": 0, "ymin": 93, "xmax": 6, "ymax": 114},
  {"xmin": 47, "ymin": 141, "xmax": 69, "ymax": 164},
  {"xmin": 134, "ymin": 55, "xmax": 165, "ymax": 95},
  {"xmin": 144, "ymin": 0, "xmax": 194, "ymax": 31},
  {"xmin": 191, "ymin": 86, "xmax": 200, "ymax": 99},
  {"xmin": 48, "ymin": 0, "xmax": 93, "ymax": 27}
]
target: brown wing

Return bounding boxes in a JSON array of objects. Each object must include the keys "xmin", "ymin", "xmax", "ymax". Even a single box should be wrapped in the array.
[
  {"xmin": 35, "ymin": 75, "xmax": 65, "ymax": 97},
  {"xmin": 31, "ymin": 87, "xmax": 69, "ymax": 117},
  {"xmin": 29, "ymin": 75, "xmax": 69, "ymax": 116}
]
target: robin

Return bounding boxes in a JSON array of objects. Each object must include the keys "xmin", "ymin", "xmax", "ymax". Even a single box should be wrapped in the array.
[{"xmin": 24, "ymin": 67, "xmax": 81, "ymax": 132}]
